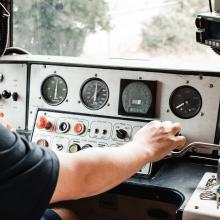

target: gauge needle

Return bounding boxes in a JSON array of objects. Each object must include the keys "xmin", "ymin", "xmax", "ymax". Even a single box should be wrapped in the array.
[
  {"xmin": 54, "ymin": 79, "xmax": 59, "ymax": 100},
  {"xmin": 176, "ymin": 103, "xmax": 184, "ymax": 109},
  {"xmin": 93, "ymin": 83, "xmax": 98, "ymax": 102}
]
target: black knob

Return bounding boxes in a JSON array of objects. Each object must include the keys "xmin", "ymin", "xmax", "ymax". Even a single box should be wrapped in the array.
[
  {"xmin": 2, "ymin": 90, "xmax": 11, "ymax": 99},
  {"xmin": 12, "ymin": 92, "xmax": 19, "ymax": 101},
  {"xmin": 45, "ymin": 121, "xmax": 53, "ymax": 130},
  {"xmin": 81, "ymin": 144, "xmax": 92, "ymax": 150},
  {"xmin": 116, "ymin": 129, "xmax": 128, "ymax": 139}
]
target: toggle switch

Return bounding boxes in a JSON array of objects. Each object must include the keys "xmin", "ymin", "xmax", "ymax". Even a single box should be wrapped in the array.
[
  {"xmin": 12, "ymin": 92, "xmax": 19, "ymax": 101},
  {"xmin": 56, "ymin": 144, "xmax": 64, "ymax": 151}
]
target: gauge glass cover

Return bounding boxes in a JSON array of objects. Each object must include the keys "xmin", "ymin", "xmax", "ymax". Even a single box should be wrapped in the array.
[
  {"xmin": 170, "ymin": 86, "xmax": 202, "ymax": 119},
  {"xmin": 80, "ymin": 78, "xmax": 109, "ymax": 110},
  {"xmin": 122, "ymin": 82, "xmax": 152, "ymax": 114},
  {"xmin": 41, "ymin": 75, "xmax": 68, "ymax": 106}
]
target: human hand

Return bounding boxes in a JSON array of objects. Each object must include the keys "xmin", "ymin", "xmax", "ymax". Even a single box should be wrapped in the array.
[{"xmin": 133, "ymin": 121, "xmax": 186, "ymax": 162}]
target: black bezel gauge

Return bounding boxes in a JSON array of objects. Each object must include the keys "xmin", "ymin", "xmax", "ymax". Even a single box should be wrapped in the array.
[
  {"xmin": 169, "ymin": 85, "xmax": 202, "ymax": 119},
  {"xmin": 80, "ymin": 78, "xmax": 109, "ymax": 110},
  {"xmin": 118, "ymin": 79, "xmax": 157, "ymax": 118},
  {"xmin": 41, "ymin": 75, "xmax": 68, "ymax": 106}
]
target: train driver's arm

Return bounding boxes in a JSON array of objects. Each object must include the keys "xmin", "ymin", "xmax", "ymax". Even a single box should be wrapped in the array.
[{"xmin": 51, "ymin": 121, "xmax": 186, "ymax": 203}]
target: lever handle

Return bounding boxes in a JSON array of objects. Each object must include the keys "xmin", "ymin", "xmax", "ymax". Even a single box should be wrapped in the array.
[{"xmin": 166, "ymin": 142, "xmax": 220, "ymax": 158}]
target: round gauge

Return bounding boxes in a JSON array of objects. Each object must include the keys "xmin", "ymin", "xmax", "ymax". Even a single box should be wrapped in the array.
[
  {"xmin": 41, "ymin": 75, "xmax": 68, "ymax": 106},
  {"xmin": 122, "ymin": 82, "xmax": 152, "ymax": 114},
  {"xmin": 169, "ymin": 86, "xmax": 202, "ymax": 119},
  {"xmin": 80, "ymin": 78, "xmax": 109, "ymax": 110}
]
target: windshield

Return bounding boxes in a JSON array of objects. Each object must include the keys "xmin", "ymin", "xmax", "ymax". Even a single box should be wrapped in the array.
[{"xmin": 13, "ymin": 0, "xmax": 219, "ymax": 66}]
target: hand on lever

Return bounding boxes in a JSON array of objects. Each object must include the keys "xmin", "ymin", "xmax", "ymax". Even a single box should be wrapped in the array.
[{"xmin": 133, "ymin": 120, "xmax": 186, "ymax": 162}]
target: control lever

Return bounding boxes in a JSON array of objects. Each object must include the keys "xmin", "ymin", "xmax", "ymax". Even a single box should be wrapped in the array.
[
  {"xmin": 166, "ymin": 142, "xmax": 220, "ymax": 184},
  {"xmin": 166, "ymin": 142, "xmax": 220, "ymax": 158}
]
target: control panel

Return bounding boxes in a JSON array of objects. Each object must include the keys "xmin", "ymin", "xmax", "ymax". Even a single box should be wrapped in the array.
[
  {"xmin": 29, "ymin": 64, "xmax": 220, "ymax": 146},
  {"xmin": 0, "ymin": 56, "xmax": 219, "ymax": 158},
  {"xmin": 0, "ymin": 63, "xmax": 27, "ymax": 129},
  {"xmin": 31, "ymin": 109, "xmax": 151, "ymax": 175}
]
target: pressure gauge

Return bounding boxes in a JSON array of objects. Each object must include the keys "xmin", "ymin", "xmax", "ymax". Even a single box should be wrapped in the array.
[
  {"xmin": 80, "ymin": 78, "xmax": 109, "ymax": 110},
  {"xmin": 169, "ymin": 86, "xmax": 202, "ymax": 119},
  {"xmin": 41, "ymin": 75, "xmax": 68, "ymax": 106}
]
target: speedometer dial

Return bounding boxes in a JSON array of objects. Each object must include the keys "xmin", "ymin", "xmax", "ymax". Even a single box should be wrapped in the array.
[
  {"xmin": 80, "ymin": 78, "xmax": 109, "ymax": 110},
  {"xmin": 169, "ymin": 86, "xmax": 202, "ymax": 119},
  {"xmin": 41, "ymin": 75, "xmax": 68, "ymax": 106},
  {"xmin": 122, "ymin": 81, "xmax": 152, "ymax": 114}
]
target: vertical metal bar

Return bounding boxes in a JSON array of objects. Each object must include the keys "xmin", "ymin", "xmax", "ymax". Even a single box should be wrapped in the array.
[{"xmin": 217, "ymin": 158, "xmax": 220, "ymax": 185}]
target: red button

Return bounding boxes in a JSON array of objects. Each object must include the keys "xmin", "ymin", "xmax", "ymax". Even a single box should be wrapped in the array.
[
  {"xmin": 0, "ymin": 112, "xmax": 4, "ymax": 118},
  {"xmin": 36, "ymin": 116, "xmax": 48, "ymax": 129},
  {"xmin": 73, "ymin": 123, "xmax": 85, "ymax": 134}
]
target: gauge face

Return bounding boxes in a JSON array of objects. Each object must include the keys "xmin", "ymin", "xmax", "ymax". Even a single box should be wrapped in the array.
[
  {"xmin": 122, "ymin": 82, "xmax": 152, "ymax": 114},
  {"xmin": 41, "ymin": 75, "xmax": 68, "ymax": 106},
  {"xmin": 170, "ymin": 86, "xmax": 202, "ymax": 119},
  {"xmin": 80, "ymin": 78, "xmax": 109, "ymax": 110}
]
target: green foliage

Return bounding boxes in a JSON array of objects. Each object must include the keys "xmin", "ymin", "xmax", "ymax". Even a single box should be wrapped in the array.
[
  {"xmin": 141, "ymin": 0, "xmax": 207, "ymax": 55},
  {"xmin": 13, "ymin": 0, "xmax": 110, "ymax": 56}
]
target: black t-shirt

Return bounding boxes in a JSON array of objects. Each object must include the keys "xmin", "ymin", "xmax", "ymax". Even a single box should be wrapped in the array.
[{"xmin": 0, "ymin": 124, "xmax": 59, "ymax": 220}]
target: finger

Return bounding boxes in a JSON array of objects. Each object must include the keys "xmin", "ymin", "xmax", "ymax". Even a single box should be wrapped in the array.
[
  {"xmin": 171, "ymin": 122, "xmax": 181, "ymax": 135},
  {"xmin": 148, "ymin": 120, "xmax": 161, "ymax": 126},
  {"xmin": 162, "ymin": 121, "xmax": 173, "ymax": 132},
  {"xmin": 173, "ymin": 135, "xmax": 186, "ymax": 148}
]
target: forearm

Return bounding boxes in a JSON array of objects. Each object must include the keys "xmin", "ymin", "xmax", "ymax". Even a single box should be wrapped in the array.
[
  {"xmin": 76, "ymin": 142, "xmax": 148, "ymax": 196},
  {"xmin": 52, "ymin": 141, "xmax": 149, "ymax": 202}
]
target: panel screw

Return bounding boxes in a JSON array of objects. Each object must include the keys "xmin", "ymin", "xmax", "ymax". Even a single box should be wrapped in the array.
[
  {"xmin": 209, "ymin": 84, "xmax": 214, "ymax": 88},
  {"xmin": 167, "ymin": 109, "xmax": 170, "ymax": 113},
  {"xmin": 201, "ymin": 112, "xmax": 204, "ymax": 117},
  {"xmin": 194, "ymin": 206, "xmax": 199, "ymax": 209},
  {"xmin": 78, "ymin": 101, "xmax": 81, "ymax": 104},
  {"xmin": 65, "ymin": 99, "xmax": 68, "ymax": 102},
  {"xmin": 39, "ymin": 97, "xmax": 42, "ymax": 99},
  {"xmin": 139, "ymin": 77, "xmax": 142, "ymax": 80},
  {"xmin": 186, "ymin": 80, "xmax": 189, "ymax": 84},
  {"xmin": 199, "ymin": 75, "xmax": 203, "ymax": 80},
  {"xmin": 107, "ymin": 103, "xmax": 110, "ymax": 107},
  {"xmin": 95, "ymin": 74, "xmax": 98, "ymax": 77}
]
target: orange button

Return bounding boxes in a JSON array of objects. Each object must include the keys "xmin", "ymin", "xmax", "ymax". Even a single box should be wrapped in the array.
[
  {"xmin": 37, "ymin": 116, "xmax": 48, "ymax": 129},
  {"xmin": 73, "ymin": 123, "xmax": 85, "ymax": 134},
  {"xmin": 0, "ymin": 112, "xmax": 4, "ymax": 118}
]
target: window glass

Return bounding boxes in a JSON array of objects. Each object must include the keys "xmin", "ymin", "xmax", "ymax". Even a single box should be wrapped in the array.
[{"xmin": 13, "ymin": 0, "xmax": 219, "ymax": 66}]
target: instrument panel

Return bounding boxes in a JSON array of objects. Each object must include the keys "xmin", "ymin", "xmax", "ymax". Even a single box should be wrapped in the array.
[
  {"xmin": 28, "ymin": 64, "xmax": 220, "ymax": 146},
  {"xmin": 0, "ymin": 56, "xmax": 219, "ymax": 165}
]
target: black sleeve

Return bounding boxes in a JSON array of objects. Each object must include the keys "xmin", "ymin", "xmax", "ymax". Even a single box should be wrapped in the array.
[{"xmin": 0, "ymin": 124, "xmax": 60, "ymax": 220}]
